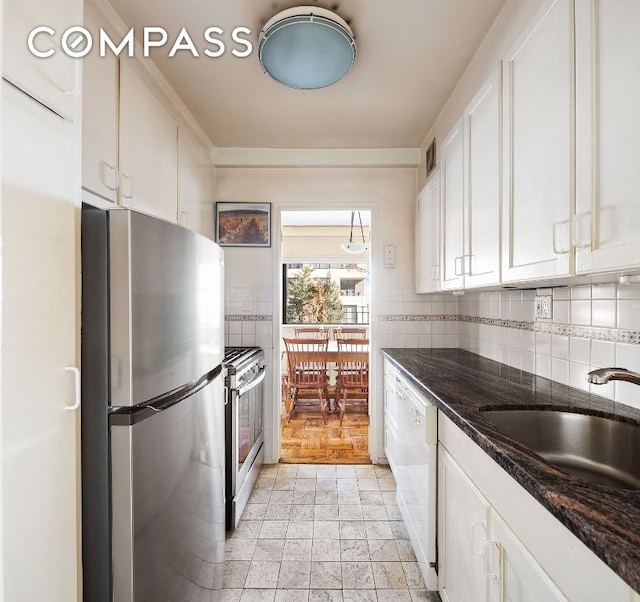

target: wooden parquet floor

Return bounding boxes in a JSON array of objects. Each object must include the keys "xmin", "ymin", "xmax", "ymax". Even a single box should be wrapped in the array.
[{"xmin": 280, "ymin": 406, "xmax": 370, "ymax": 464}]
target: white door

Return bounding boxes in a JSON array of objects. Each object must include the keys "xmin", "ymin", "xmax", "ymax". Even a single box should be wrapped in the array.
[
  {"xmin": 501, "ymin": 0, "xmax": 572, "ymax": 283},
  {"xmin": 119, "ymin": 61, "xmax": 178, "ymax": 223},
  {"xmin": 464, "ymin": 67, "xmax": 502, "ymax": 288},
  {"xmin": 438, "ymin": 446, "xmax": 490, "ymax": 602},
  {"xmin": 440, "ymin": 121, "xmax": 465, "ymax": 291},
  {"xmin": 416, "ymin": 173, "xmax": 440, "ymax": 293},
  {"xmin": 574, "ymin": 0, "xmax": 640, "ymax": 274},
  {"xmin": 2, "ymin": 82, "xmax": 79, "ymax": 602}
]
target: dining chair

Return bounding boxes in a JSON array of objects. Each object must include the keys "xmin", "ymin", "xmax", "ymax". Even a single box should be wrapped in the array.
[
  {"xmin": 333, "ymin": 327, "xmax": 367, "ymax": 339},
  {"xmin": 294, "ymin": 326, "xmax": 330, "ymax": 338},
  {"xmin": 283, "ymin": 337, "xmax": 331, "ymax": 424},
  {"xmin": 334, "ymin": 338, "xmax": 369, "ymax": 426}
]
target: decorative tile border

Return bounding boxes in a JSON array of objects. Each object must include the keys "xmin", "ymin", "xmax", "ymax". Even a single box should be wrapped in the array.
[
  {"xmin": 378, "ymin": 314, "xmax": 640, "ymax": 345},
  {"xmin": 379, "ymin": 314, "xmax": 450, "ymax": 322},
  {"xmin": 224, "ymin": 313, "xmax": 640, "ymax": 344}
]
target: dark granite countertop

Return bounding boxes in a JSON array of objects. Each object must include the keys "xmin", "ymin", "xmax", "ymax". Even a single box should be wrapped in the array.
[{"xmin": 381, "ymin": 348, "xmax": 640, "ymax": 594}]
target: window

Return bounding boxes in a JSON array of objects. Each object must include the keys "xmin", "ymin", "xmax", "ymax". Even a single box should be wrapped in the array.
[{"xmin": 283, "ymin": 262, "xmax": 369, "ymax": 325}]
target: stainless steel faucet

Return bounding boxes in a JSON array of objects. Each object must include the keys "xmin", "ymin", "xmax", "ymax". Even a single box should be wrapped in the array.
[{"xmin": 587, "ymin": 367, "xmax": 640, "ymax": 385}]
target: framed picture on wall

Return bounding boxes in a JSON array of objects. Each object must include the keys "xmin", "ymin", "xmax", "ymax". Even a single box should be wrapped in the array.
[{"xmin": 215, "ymin": 202, "xmax": 271, "ymax": 247}]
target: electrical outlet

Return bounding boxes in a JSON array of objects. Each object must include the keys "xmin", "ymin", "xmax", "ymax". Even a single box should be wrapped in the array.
[{"xmin": 535, "ymin": 294, "xmax": 553, "ymax": 320}]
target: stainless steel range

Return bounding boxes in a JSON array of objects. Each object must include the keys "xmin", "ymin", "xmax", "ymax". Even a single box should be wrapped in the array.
[{"xmin": 223, "ymin": 346, "xmax": 266, "ymax": 530}]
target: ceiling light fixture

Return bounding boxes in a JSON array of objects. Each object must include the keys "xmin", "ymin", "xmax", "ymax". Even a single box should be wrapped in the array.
[
  {"xmin": 341, "ymin": 211, "xmax": 368, "ymax": 254},
  {"xmin": 258, "ymin": 6, "xmax": 356, "ymax": 90}
]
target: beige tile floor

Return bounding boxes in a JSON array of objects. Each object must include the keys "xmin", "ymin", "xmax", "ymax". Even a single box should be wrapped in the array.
[{"xmin": 220, "ymin": 464, "xmax": 441, "ymax": 602}]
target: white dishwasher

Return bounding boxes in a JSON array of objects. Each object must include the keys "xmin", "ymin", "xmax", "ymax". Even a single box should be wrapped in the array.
[{"xmin": 394, "ymin": 372, "xmax": 438, "ymax": 590}]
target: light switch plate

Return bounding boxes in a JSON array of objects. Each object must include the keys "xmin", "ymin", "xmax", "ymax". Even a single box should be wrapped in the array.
[
  {"xmin": 242, "ymin": 297, "xmax": 254, "ymax": 312},
  {"xmin": 384, "ymin": 243, "xmax": 396, "ymax": 268}
]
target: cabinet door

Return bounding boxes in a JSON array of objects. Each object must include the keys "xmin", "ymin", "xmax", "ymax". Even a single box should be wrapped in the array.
[
  {"xmin": 2, "ymin": 82, "xmax": 79, "ymax": 602},
  {"xmin": 574, "ymin": 0, "xmax": 640, "ymax": 273},
  {"xmin": 82, "ymin": 2, "xmax": 119, "ymax": 204},
  {"xmin": 501, "ymin": 0, "xmax": 572, "ymax": 283},
  {"xmin": 488, "ymin": 511, "xmax": 568, "ymax": 602},
  {"xmin": 464, "ymin": 67, "xmax": 502, "ymax": 288},
  {"xmin": 439, "ymin": 446, "xmax": 489, "ymax": 602},
  {"xmin": 3, "ymin": 0, "xmax": 80, "ymax": 121},
  {"xmin": 119, "ymin": 62, "xmax": 178, "ymax": 223},
  {"xmin": 416, "ymin": 172, "xmax": 440, "ymax": 293},
  {"xmin": 178, "ymin": 126, "xmax": 214, "ymax": 237},
  {"xmin": 440, "ymin": 121, "xmax": 465, "ymax": 291}
]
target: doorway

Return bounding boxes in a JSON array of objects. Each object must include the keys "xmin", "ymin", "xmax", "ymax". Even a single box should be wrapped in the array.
[{"xmin": 278, "ymin": 210, "xmax": 372, "ymax": 464}]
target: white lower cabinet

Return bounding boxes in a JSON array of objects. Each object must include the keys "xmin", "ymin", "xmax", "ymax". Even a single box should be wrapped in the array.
[
  {"xmin": 438, "ymin": 413, "xmax": 637, "ymax": 602},
  {"xmin": 438, "ymin": 447, "xmax": 489, "ymax": 601},
  {"xmin": 440, "ymin": 446, "xmax": 568, "ymax": 602},
  {"xmin": 489, "ymin": 511, "xmax": 567, "ymax": 602}
]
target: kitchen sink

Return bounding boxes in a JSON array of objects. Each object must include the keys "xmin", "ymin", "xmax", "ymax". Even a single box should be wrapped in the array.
[{"xmin": 481, "ymin": 409, "xmax": 640, "ymax": 490}]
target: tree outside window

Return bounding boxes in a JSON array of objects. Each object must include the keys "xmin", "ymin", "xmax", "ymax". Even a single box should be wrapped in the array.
[{"xmin": 284, "ymin": 263, "xmax": 368, "ymax": 324}]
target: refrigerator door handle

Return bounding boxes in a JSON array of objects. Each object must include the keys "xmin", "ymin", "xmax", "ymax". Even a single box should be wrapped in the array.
[{"xmin": 65, "ymin": 366, "xmax": 81, "ymax": 411}]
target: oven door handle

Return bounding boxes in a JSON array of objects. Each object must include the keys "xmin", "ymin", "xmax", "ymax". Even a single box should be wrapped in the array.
[{"xmin": 234, "ymin": 368, "xmax": 266, "ymax": 397}]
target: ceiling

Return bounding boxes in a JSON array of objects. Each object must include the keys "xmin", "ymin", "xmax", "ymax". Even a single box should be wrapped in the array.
[{"xmin": 107, "ymin": 0, "xmax": 508, "ymax": 149}]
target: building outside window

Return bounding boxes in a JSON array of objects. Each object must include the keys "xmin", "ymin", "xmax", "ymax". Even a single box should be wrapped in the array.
[{"xmin": 283, "ymin": 262, "xmax": 369, "ymax": 325}]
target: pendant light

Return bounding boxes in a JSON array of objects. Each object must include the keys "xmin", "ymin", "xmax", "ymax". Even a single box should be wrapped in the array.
[
  {"xmin": 341, "ymin": 211, "xmax": 368, "ymax": 254},
  {"xmin": 258, "ymin": 6, "xmax": 357, "ymax": 90}
]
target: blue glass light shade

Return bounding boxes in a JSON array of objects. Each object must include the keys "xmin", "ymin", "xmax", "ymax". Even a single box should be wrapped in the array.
[{"xmin": 258, "ymin": 8, "xmax": 356, "ymax": 90}]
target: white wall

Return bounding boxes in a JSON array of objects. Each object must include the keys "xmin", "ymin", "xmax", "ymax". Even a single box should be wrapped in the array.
[{"xmin": 215, "ymin": 166, "xmax": 417, "ymax": 462}]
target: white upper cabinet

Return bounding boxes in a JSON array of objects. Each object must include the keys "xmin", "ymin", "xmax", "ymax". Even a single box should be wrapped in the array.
[
  {"xmin": 574, "ymin": 0, "xmax": 640, "ymax": 274},
  {"xmin": 422, "ymin": 70, "xmax": 501, "ymax": 294},
  {"xmin": 463, "ymin": 67, "xmax": 501, "ymax": 289},
  {"xmin": 3, "ymin": 0, "xmax": 81, "ymax": 120},
  {"xmin": 178, "ymin": 126, "xmax": 215, "ymax": 238},
  {"xmin": 416, "ymin": 172, "xmax": 441, "ymax": 294},
  {"xmin": 82, "ymin": 2, "xmax": 119, "ymax": 205},
  {"xmin": 501, "ymin": 0, "xmax": 573, "ymax": 283},
  {"xmin": 440, "ymin": 120, "xmax": 466, "ymax": 290},
  {"xmin": 119, "ymin": 61, "xmax": 179, "ymax": 223}
]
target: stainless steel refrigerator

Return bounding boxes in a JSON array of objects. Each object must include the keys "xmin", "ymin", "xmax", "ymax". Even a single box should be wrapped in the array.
[{"xmin": 81, "ymin": 206, "xmax": 226, "ymax": 602}]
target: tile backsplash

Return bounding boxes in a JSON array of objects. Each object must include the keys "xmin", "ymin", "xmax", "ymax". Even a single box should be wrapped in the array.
[
  {"xmin": 458, "ymin": 284, "xmax": 640, "ymax": 410},
  {"xmin": 226, "ymin": 283, "xmax": 640, "ymax": 411},
  {"xmin": 225, "ymin": 287, "xmax": 273, "ymax": 349},
  {"xmin": 377, "ymin": 284, "xmax": 640, "ymax": 411}
]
